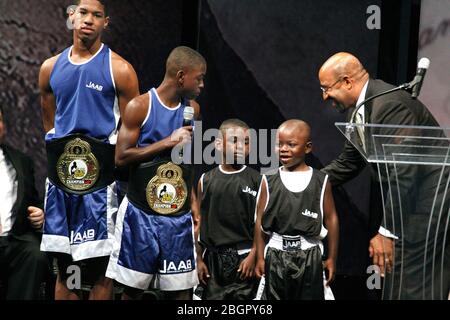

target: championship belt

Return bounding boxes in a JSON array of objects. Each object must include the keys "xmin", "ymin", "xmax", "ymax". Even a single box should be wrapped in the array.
[
  {"xmin": 127, "ymin": 159, "xmax": 193, "ymax": 215},
  {"xmin": 46, "ymin": 134, "xmax": 115, "ymax": 195}
]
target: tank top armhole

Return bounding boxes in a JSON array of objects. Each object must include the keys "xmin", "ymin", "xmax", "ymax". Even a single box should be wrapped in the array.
[
  {"xmin": 320, "ymin": 173, "xmax": 329, "ymax": 227},
  {"xmin": 141, "ymin": 90, "xmax": 153, "ymax": 128},
  {"xmin": 254, "ymin": 174, "xmax": 268, "ymax": 222},
  {"xmin": 199, "ymin": 173, "xmax": 205, "ymax": 194},
  {"xmin": 108, "ymin": 49, "xmax": 117, "ymax": 91},
  {"xmin": 262, "ymin": 175, "xmax": 270, "ymax": 210}
]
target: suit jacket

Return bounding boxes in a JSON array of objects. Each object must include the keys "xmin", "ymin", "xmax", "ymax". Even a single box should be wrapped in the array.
[
  {"xmin": 1, "ymin": 144, "xmax": 42, "ymax": 240},
  {"xmin": 323, "ymin": 79, "xmax": 441, "ymax": 237}
]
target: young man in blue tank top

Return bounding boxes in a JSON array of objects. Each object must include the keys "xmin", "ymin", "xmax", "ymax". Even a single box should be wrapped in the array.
[
  {"xmin": 106, "ymin": 46, "xmax": 206, "ymax": 300},
  {"xmin": 38, "ymin": 0, "xmax": 139, "ymax": 299},
  {"xmin": 254, "ymin": 120, "xmax": 339, "ymax": 299}
]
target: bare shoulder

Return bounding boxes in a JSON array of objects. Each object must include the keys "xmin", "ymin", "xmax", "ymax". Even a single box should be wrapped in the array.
[
  {"xmin": 129, "ymin": 92, "xmax": 150, "ymax": 109},
  {"xmin": 39, "ymin": 54, "xmax": 61, "ymax": 90},
  {"xmin": 110, "ymin": 51, "xmax": 136, "ymax": 76},
  {"xmin": 40, "ymin": 54, "xmax": 61, "ymax": 76},
  {"xmin": 123, "ymin": 92, "xmax": 150, "ymax": 123},
  {"xmin": 110, "ymin": 51, "xmax": 139, "ymax": 94}
]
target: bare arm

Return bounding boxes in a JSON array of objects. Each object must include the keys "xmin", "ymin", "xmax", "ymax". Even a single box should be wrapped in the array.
[
  {"xmin": 254, "ymin": 177, "xmax": 269, "ymax": 278},
  {"xmin": 114, "ymin": 93, "xmax": 193, "ymax": 167},
  {"xmin": 191, "ymin": 184, "xmax": 201, "ymax": 239},
  {"xmin": 323, "ymin": 181, "xmax": 339, "ymax": 285},
  {"xmin": 38, "ymin": 56, "xmax": 59, "ymax": 133},
  {"xmin": 111, "ymin": 52, "xmax": 140, "ymax": 115},
  {"xmin": 194, "ymin": 177, "xmax": 210, "ymax": 285},
  {"xmin": 238, "ymin": 177, "xmax": 267, "ymax": 280}
]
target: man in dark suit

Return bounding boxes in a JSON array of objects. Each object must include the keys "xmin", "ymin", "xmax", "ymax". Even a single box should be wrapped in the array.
[
  {"xmin": 317, "ymin": 52, "xmax": 449, "ymax": 299},
  {"xmin": 0, "ymin": 105, "xmax": 50, "ymax": 299}
]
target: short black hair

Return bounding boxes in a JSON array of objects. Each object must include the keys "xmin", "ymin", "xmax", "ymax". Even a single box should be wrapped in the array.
[
  {"xmin": 76, "ymin": 0, "xmax": 109, "ymax": 16},
  {"xmin": 0, "ymin": 104, "xmax": 3, "ymax": 121},
  {"xmin": 166, "ymin": 46, "xmax": 206, "ymax": 77},
  {"xmin": 219, "ymin": 118, "xmax": 249, "ymax": 133}
]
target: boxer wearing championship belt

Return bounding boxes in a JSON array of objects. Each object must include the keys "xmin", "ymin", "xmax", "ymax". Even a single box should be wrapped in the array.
[
  {"xmin": 106, "ymin": 46, "xmax": 206, "ymax": 300},
  {"xmin": 38, "ymin": 0, "xmax": 139, "ymax": 300}
]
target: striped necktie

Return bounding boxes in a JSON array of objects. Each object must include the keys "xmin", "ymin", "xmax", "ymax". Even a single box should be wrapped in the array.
[{"xmin": 354, "ymin": 111, "xmax": 366, "ymax": 152}]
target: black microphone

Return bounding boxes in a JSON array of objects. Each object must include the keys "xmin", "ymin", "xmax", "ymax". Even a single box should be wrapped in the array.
[
  {"xmin": 410, "ymin": 57, "xmax": 430, "ymax": 99},
  {"xmin": 183, "ymin": 106, "xmax": 194, "ymax": 126},
  {"xmin": 178, "ymin": 106, "xmax": 194, "ymax": 160}
]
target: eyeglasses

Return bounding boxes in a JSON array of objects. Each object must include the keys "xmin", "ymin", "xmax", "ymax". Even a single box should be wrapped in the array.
[{"xmin": 320, "ymin": 78, "xmax": 342, "ymax": 94}]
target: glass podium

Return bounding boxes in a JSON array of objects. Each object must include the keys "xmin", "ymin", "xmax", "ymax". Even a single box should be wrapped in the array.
[{"xmin": 336, "ymin": 122, "xmax": 450, "ymax": 300}]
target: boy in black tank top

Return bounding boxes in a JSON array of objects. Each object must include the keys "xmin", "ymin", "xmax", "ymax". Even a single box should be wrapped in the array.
[
  {"xmin": 254, "ymin": 120, "xmax": 339, "ymax": 300},
  {"xmin": 194, "ymin": 119, "xmax": 262, "ymax": 299}
]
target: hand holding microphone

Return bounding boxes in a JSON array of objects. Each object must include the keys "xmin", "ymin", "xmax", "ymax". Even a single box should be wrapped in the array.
[
  {"xmin": 171, "ymin": 126, "xmax": 193, "ymax": 146},
  {"xmin": 170, "ymin": 106, "xmax": 195, "ymax": 161},
  {"xmin": 183, "ymin": 106, "xmax": 195, "ymax": 126},
  {"xmin": 170, "ymin": 106, "xmax": 195, "ymax": 144}
]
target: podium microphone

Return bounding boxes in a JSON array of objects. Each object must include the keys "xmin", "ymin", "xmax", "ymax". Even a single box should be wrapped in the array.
[
  {"xmin": 348, "ymin": 57, "xmax": 431, "ymax": 126},
  {"xmin": 410, "ymin": 57, "xmax": 430, "ymax": 99}
]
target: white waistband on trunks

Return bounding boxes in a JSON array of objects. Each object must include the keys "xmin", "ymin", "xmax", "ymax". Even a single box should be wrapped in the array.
[
  {"xmin": 267, "ymin": 232, "xmax": 323, "ymax": 252},
  {"xmin": 237, "ymin": 248, "xmax": 251, "ymax": 255},
  {"xmin": 204, "ymin": 248, "xmax": 251, "ymax": 256}
]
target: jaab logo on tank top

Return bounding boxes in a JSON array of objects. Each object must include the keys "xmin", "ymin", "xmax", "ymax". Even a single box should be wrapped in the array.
[
  {"xmin": 242, "ymin": 186, "xmax": 257, "ymax": 197},
  {"xmin": 86, "ymin": 81, "xmax": 103, "ymax": 92},
  {"xmin": 301, "ymin": 209, "xmax": 318, "ymax": 219}
]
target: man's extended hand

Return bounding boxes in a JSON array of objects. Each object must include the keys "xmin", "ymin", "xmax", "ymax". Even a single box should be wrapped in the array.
[{"xmin": 369, "ymin": 233, "xmax": 394, "ymax": 276}]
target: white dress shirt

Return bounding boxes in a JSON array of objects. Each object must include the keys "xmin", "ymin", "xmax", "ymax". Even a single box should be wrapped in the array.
[
  {"xmin": 356, "ymin": 79, "xmax": 369, "ymax": 123},
  {"xmin": 356, "ymin": 81, "xmax": 398, "ymax": 240},
  {"xmin": 355, "ymin": 80, "xmax": 369, "ymax": 151},
  {"xmin": 0, "ymin": 148, "xmax": 18, "ymax": 236}
]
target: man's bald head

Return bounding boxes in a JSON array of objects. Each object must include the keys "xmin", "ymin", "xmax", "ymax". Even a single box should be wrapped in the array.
[
  {"xmin": 318, "ymin": 52, "xmax": 369, "ymax": 112},
  {"xmin": 278, "ymin": 119, "xmax": 311, "ymax": 141},
  {"xmin": 319, "ymin": 52, "xmax": 366, "ymax": 80}
]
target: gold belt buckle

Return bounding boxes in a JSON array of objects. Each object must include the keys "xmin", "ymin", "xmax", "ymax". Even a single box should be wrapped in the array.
[
  {"xmin": 56, "ymin": 138, "xmax": 99, "ymax": 191},
  {"xmin": 146, "ymin": 162, "xmax": 188, "ymax": 215}
]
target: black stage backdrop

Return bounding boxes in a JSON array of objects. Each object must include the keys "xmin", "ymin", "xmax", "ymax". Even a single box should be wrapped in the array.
[{"xmin": 197, "ymin": 0, "xmax": 381, "ymax": 283}]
